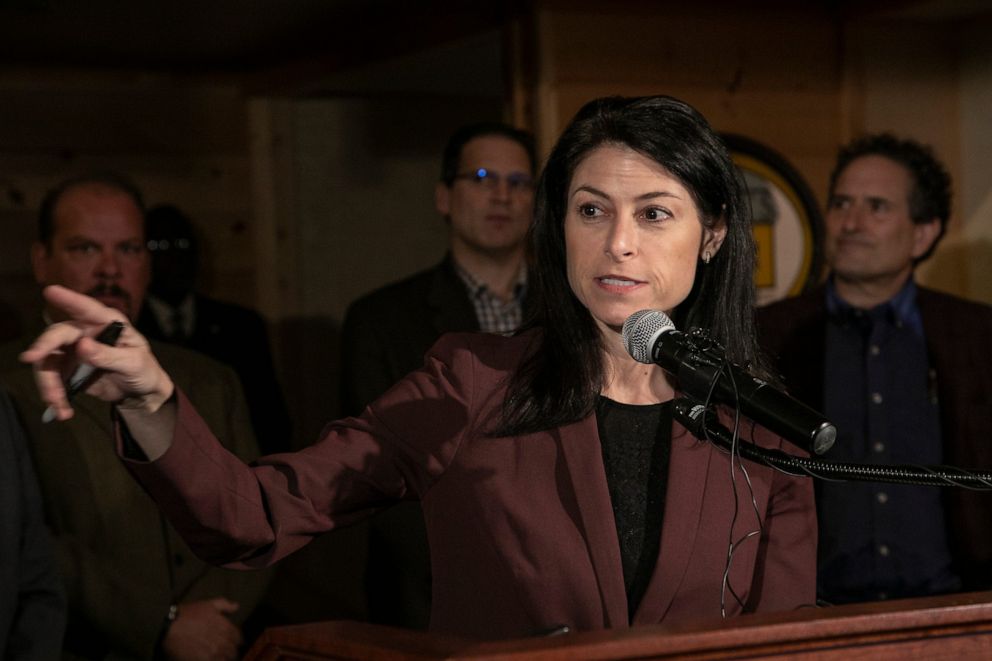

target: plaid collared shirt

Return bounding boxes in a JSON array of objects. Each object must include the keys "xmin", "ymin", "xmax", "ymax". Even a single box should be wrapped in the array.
[{"xmin": 454, "ymin": 261, "xmax": 527, "ymax": 335}]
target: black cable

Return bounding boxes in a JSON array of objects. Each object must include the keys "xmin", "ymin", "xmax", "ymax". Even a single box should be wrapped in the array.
[
  {"xmin": 674, "ymin": 399, "xmax": 992, "ymax": 490},
  {"xmin": 701, "ymin": 361, "xmax": 762, "ymax": 617}
]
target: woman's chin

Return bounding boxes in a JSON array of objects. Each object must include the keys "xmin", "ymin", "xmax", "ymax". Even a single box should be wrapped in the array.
[{"xmin": 592, "ymin": 314, "xmax": 633, "ymax": 335}]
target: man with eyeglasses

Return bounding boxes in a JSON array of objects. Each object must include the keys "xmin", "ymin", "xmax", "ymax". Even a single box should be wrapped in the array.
[{"xmin": 339, "ymin": 122, "xmax": 536, "ymax": 629}]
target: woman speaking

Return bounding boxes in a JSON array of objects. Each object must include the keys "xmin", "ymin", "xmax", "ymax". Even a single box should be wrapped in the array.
[{"xmin": 24, "ymin": 95, "xmax": 815, "ymax": 639}]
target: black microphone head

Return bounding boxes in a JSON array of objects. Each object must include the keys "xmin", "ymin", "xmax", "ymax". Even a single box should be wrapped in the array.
[{"xmin": 622, "ymin": 309, "xmax": 676, "ymax": 364}]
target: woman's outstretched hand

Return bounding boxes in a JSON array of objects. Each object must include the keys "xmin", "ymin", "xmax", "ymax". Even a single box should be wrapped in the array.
[{"xmin": 20, "ymin": 285, "xmax": 175, "ymax": 423}]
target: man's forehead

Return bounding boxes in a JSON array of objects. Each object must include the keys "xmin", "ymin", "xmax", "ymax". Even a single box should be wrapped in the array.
[
  {"xmin": 55, "ymin": 182, "xmax": 140, "ymax": 212},
  {"xmin": 842, "ymin": 154, "xmax": 912, "ymax": 181},
  {"xmin": 460, "ymin": 135, "xmax": 531, "ymax": 170},
  {"xmin": 52, "ymin": 184, "xmax": 145, "ymax": 236},
  {"xmin": 837, "ymin": 156, "xmax": 912, "ymax": 191}
]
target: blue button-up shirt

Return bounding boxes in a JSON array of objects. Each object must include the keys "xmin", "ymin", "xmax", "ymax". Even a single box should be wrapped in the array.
[{"xmin": 817, "ymin": 278, "xmax": 960, "ymax": 604}]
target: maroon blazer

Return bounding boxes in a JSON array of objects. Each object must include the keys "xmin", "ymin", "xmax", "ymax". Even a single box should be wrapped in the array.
[
  {"xmin": 124, "ymin": 331, "xmax": 816, "ymax": 640},
  {"xmin": 757, "ymin": 284, "xmax": 992, "ymax": 591}
]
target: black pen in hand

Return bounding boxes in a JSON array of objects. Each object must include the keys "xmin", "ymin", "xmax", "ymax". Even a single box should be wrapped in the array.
[{"xmin": 41, "ymin": 321, "xmax": 126, "ymax": 424}]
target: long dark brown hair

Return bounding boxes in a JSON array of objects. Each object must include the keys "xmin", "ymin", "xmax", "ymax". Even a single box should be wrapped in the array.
[{"xmin": 496, "ymin": 95, "xmax": 763, "ymax": 436}]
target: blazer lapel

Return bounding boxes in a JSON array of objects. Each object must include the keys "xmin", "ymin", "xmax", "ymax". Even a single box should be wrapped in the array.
[
  {"xmin": 633, "ymin": 418, "xmax": 712, "ymax": 625},
  {"xmin": 557, "ymin": 414, "xmax": 628, "ymax": 628}
]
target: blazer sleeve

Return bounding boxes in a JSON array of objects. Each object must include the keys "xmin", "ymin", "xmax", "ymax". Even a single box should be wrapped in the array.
[
  {"xmin": 2, "ymin": 391, "xmax": 66, "ymax": 660},
  {"xmin": 120, "ymin": 333, "xmax": 477, "ymax": 570},
  {"xmin": 189, "ymin": 361, "xmax": 273, "ymax": 619}
]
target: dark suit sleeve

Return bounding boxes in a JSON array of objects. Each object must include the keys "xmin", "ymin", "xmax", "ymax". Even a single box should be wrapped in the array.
[{"xmin": 1, "ymin": 391, "xmax": 66, "ymax": 660}]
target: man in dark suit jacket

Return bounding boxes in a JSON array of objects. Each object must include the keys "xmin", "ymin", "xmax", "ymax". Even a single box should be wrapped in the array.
[
  {"xmin": 136, "ymin": 204, "xmax": 291, "ymax": 455},
  {"xmin": 758, "ymin": 134, "xmax": 992, "ymax": 604},
  {"xmin": 339, "ymin": 122, "xmax": 537, "ymax": 628},
  {"xmin": 0, "ymin": 386, "xmax": 65, "ymax": 659}
]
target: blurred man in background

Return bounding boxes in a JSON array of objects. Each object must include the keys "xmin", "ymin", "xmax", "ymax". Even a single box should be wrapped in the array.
[
  {"xmin": 0, "ymin": 173, "xmax": 270, "ymax": 660},
  {"xmin": 759, "ymin": 134, "xmax": 992, "ymax": 605},
  {"xmin": 136, "ymin": 204, "xmax": 290, "ymax": 455},
  {"xmin": 340, "ymin": 122, "xmax": 537, "ymax": 628}
]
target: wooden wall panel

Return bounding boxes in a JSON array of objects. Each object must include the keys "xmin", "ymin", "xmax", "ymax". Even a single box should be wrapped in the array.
[
  {"xmin": 530, "ymin": 2, "xmax": 844, "ymax": 229},
  {"xmin": 513, "ymin": 2, "xmax": 992, "ymax": 303},
  {"xmin": 0, "ymin": 73, "xmax": 255, "ymax": 336}
]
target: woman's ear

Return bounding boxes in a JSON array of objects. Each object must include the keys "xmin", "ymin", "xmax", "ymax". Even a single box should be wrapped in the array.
[{"xmin": 701, "ymin": 220, "xmax": 728, "ymax": 260}]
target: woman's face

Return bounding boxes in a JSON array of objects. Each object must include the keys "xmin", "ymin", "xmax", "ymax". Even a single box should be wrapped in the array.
[{"xmin": 564, "ymin": 144, "xmax": 726, "ymax": 335}]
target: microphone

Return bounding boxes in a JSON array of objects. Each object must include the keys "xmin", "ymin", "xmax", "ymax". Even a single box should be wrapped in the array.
[{"xmin": 622, "ymin": 310, "xmax": 836, "ymax": 455}]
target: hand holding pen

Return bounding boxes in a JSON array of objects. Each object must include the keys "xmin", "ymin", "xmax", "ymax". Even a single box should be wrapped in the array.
[
  {"xmin": 40, "ymin": 320, "xmax": 124, "ymax": 423},
  {"xmin": 21, "ymin": 285, "xmax": 176, "ymax": 424}
]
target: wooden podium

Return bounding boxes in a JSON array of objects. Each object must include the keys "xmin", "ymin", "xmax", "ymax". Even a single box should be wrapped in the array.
[{"xmin": 245, "ymin": 591, "xmax": 992, "ymax": 660}]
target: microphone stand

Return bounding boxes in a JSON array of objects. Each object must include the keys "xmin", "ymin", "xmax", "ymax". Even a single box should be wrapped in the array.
[{"xmin": 673, "ymin": 398, "xmax": 992, "ymax": 491}]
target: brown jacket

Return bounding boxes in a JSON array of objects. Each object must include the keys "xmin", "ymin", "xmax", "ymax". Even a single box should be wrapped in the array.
[{"xmin": 1, "ymin": 337, "xmax": 271, "ymax": 659}]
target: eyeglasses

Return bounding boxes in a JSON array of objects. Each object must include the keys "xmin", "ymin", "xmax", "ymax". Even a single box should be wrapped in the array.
[
  {"xmin": 453, "ymin": 168, "xmax": 534, "ymax": 192},
  {"xmin": 147, "ymin": 238, "xmax": 193, "ymax": 252}
]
